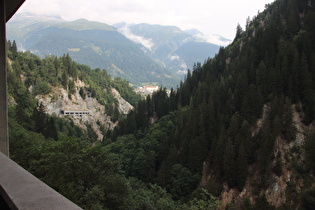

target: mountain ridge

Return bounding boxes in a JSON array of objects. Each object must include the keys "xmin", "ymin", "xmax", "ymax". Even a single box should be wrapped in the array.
[
  {"xmin": 8, "ymin": 13, "xmax": 229, "ymax": 86},
  {"xmin": 8, "ymin": 14, "xmax": 178, "ymax": 87},
  {"xmin": 115, "ymin": 22, "xmax": 224, "ymax": 77}
]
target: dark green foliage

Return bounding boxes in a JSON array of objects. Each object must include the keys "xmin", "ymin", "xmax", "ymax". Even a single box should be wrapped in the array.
[
  {"xmin": 79, "ymin": 87, "xmax": 85, "ymax": 99},
  {"xmin": 182, "ymin": 188, "xmax": 220, "ymax": 210},
  {"xmin": 254, "ymin": 195, "xmax": 275, "ymax": 210},
  {"xmin": 7, "ymin": 38, "xmax": 216, "ymax": 209},
  {"xmin": 273, "ymin": 158, "xmax": 283, "ymax": 177},
  {"xmin": 167, "ymin": 164, "xmax": 199, "ymax": 200},
  {"xmin": 7, "ymin": 44, "xmax": 140, "ymax": 120},
  {"xmin": 7, "ymin": 40, "xmax": 18, "ymax": 59},
  {"xmin": 33, "ymin": 102, "xmax": 47, "ymax": 133},
  {"xmin": 32, "ymin": 79, "xmax": 51, "ymax": 95},
  {"xmin": 9, "ymin": 119, "xmax": 46, "ymax": 169},
  {"xmin": 112, "ymin": 77, "xmax": 141, "ymax": 106},
  {"xmin": 301, "ymin": 189, "xmax": 315, "ymax": 210},
  {"xmin": 223, "ymin": 138, "xmax": 236, "ymax": 187},
  {"xmin": 113, "ymin": 87, "xmax": 173, "ymax": 138},
  {"xmin": 85, "ymin": 122, "xmax": 98, "ymax": 142},
  {"xmin": 28, "ymin": 137, "xmax": 133, "ymax": 209},
  {"xmin": 61, "ymin": 71, "xmax": 68, "ymax": 88},
  {"xmin": 236, "ymin": 143, "xmax": 248, "ymax": 190},
  {"xmin": 129, "ymin": 179, "xmax": 177, "ymax": 210},
  {"xmin": 282, "ymin": 99, "xmax": 297, "ymax": 142},
  {"xmin": 205, "ymin": 176, "xmax": 223, "ymax": 197},
  {"xmin": 111, "ymin": 0, "xmax": 315, "ymax": 204},
  {"xmin": 68, "ymin": 80, "xmax": 75, "ymax": 95},
  {"xmin": 6, "ymin": 40, "xmax": 140, "ymax": 143},
  {"xmin": 305, "ymin": 131, "xmax": 315, "ymax": 172},
  {"xmin": 234, "ymin": 24, "xmax": 244, "ymax": 43}
]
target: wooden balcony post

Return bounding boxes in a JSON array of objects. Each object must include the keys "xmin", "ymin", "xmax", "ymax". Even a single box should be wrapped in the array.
[{"xmin": 0, "ymin": 0, "xmax": 8, "ymax": 156}]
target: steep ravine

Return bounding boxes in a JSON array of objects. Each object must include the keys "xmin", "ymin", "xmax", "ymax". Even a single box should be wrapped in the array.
[
  {"xmin": 202, "ymin": 104, "xmax": 314, "ymax": 209},
  {"xmin": 36, "ymin": 79, "xmax": 133, "ymax": 141}
]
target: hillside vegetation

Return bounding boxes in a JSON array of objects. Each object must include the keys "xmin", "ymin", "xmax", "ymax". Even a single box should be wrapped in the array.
[
  {"xmin": 7, "ymin": 44, "xmax": 220, "ymax": 209},
  {"xmin": 111, "ymin": 0, "xmax": 315, "ymax": 208},
  {"xmin": 7, "ymin": 41, "xmax": 140, "ymax": 141}
]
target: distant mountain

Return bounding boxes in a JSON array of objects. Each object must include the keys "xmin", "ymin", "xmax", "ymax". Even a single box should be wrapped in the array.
[
  {"xmin": 7, "ymin": 13, "xmax": 230, "ymax": 86},
  {"xmin": 115, "ymin": 23, "xmax": 228, "ymax": 76},
  {"xmin": 184, "ymin": 28, "xmax": 203, "ymax": 36},
  {"xmin": 168, "ymin": 41, "xmax": 220, "ymax": 74},
  {"xmin": 7, "ymin": 14, "xmax": 178, "ymax": 87},
  {"xmin": 7, "ymin": 13, "xmax": 63, "ymax": 43}
]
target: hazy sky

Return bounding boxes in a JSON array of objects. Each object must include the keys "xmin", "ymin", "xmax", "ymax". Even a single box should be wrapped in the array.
[{"xmin": 14, "ymin": 0, "xmax": 275, "ymax": 39}]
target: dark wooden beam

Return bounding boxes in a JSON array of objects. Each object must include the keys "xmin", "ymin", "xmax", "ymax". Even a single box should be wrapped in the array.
[
  {"xmin": 0, "ymin": 0, "xmax": 8, "ymax": 156},
  {"xmin": 6, "ymin": 0, "xmax": 25, "ymax": 22},
  {"xmin": 0, "ymin": 0, "xmax": 25, "ymax": 156}
]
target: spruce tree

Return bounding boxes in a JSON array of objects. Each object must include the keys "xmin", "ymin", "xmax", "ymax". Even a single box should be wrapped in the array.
[
  {"xmin": 236, "ymin": 143, "xmax": 248, "ymax": 190},
  {"xmin": 45, "ymin": 117, "xmax": 58, "ymax": 140},
  {"xmin": 33, "ymin": 102, "xmax": 47, "ymax": 133},
  {"xmin": 11, "ymin": 40, "xmax": 18, "ymax": 58},
  {"xmin": 282, "ymin": 98, "xmax": 296, "ymax": 142},
  {"xmin": 223, "ymin": 138, "xmax": 236, "ymax": 187}
]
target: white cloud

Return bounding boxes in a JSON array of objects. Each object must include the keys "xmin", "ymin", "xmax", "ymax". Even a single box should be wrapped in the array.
[
  {"xmin": 118, "ymin": 25, "xmax": 155, "ymax": 51},
  {"xmin": 177, "ymin": 70, "xmax": 188, "ymax": 75},
  {"xmin": 180, "ymin": 61, "xmax": 188, "ymax": 70},
  {"xmin": 193, "ymin": 34, "xmax": 231, "ymax": 46},
  {"xmin": 16, "ymin": 0, "xmax": 275, "ymax": 39},
  {"xmin": 169, "ymin": 55, "xmax": 180, "ymax": 61}
]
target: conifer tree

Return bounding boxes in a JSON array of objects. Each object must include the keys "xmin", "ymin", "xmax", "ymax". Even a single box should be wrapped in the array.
[
  {"xmin": 223, "ymin": 138, "xmax": 236, "ymax": 187},
  {"xmin": 61, "ymin": 71, "xmax": 68, "ymax": 89},
  {"xmin": 15, "ymin": 102, "xmax": 29, "ymax": 128},
  {"xmin": 46, "ymin": 117, "xmax": 58, "ymax": 140},
  {"xmin": 282, "ymin": 98, "xmax": 296, "ymax": 142},
  {"xmin": 127, "ymin": 110, "xmax": 137, "ymax": 134},
  {"xmin": 236, "ymin": 143, "xmax": 248, "ymax": 190},
  {"xmin": 234, "ymin": 24, "xmax": 244, "ymax": 42},
  {"xmin": 212, "ymin": 126, "xmax": 226, "ymax": 176},
  {"xmin": 33, "ymin": 102, "xmax": 47, "ymax": 133},
  {"xmin": 11, "ymin": 40, "xmax": 18, "ymax": 58},
  {"xmin": 305, "ymin": 131, "xmax": 315, "ymax": 172}
]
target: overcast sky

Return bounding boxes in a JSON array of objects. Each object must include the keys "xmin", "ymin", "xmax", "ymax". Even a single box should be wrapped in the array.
[{"xmin": 14, "ymin": 0, "xmax": 275, "ymax": 39}]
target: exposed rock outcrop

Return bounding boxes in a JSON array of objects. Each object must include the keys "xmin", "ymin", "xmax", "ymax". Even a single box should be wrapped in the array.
[
  {"xmin": 36, "ymin": 79, "xmax": 133, "ymax": 141},
  {"xmin": 111, "ymin": 88, "xmax": 134, "ymax": 115},
  {"xmin": 216, "ymin": 104, "xmax": 313, "ymax": 209}
]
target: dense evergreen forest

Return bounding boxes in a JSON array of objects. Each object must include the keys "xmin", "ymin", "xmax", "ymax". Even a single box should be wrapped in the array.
[
  {"xmin": 8, "ymin": 0, "xmax": 315, "ymax": 209},
  {"xmin": 111, "ymin": 0, "xmax": 315, "ymax": 208},
  {"xmin": 7, "ymin": 42, "xmax": 219, "ymax": 208}
]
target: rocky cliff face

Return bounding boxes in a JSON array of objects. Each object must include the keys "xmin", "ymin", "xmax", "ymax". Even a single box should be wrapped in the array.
[
  {"xmin": 36, "ymin": 79, "xmax": 133, "ymax": 141},
  {"xmin": 217, "ymin": 105, "xmax": 314, "ymax": 209},
  {"xmin": 111, "ymin": 88, "xmax": 134, "ymax": 115}
]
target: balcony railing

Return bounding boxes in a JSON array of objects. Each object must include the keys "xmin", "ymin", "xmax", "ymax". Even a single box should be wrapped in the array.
[{"xmin": 0, "ymin": 152, "xmax": 82, "ymax": 210}]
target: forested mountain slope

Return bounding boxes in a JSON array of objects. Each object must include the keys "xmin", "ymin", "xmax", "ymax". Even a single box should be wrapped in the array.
[
  {"xmin": 7, "ymin": 42, "xmax": 140, "ymax": 142},
  {"xmin": 111, "ymin": 0, "xmax": 315, "ymax": 208},
  {"xmin": 7, "ymin": 44, "xmax": 220, "ymax": 209}
]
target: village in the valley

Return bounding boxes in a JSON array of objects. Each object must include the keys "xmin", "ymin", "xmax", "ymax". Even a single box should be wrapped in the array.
[{"xmin": 134, "ymin": 85, "xmax": 160, "ymax": 95}]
